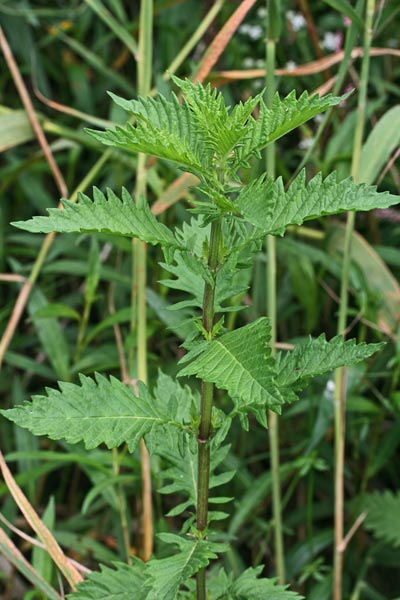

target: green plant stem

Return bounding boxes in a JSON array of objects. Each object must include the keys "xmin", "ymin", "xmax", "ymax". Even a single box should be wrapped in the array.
[
  {"xmin": 196, "ymin": 218, "xmax": 222, "ymax": 600},
  {"xmin": 133, "ymin": 0, "xmax": 154, "ymax": 563},
  {"xmin": 292, "ymin": 0, "xmax": 365, "ymax": 181},
  {"xmin": 265, "ymin": 19, "xmax": 285, "ymax": 583},
  {"xmin": 333, "ymin": 2, "xmax": 375, "ymax": 599},
  {"xmin": 112, "ymin": 448, "xmax": 132, "ymax": 564}
]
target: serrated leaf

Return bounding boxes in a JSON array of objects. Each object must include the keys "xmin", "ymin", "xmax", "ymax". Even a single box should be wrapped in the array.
[
  {"xmin": 87, "ymin": 91, "xmax": 212, "ymax": 177},
  {"xmin": 364, "ymin": 490, "xmax": 400, "ymax": 548},
  {"xmin": 12, "ymin": 188, "xmax": 179, "ymax": 248},
  {"xmin": 236, "ymin": 170, "xmax": 399, "ymax": 236},
  {"xmin": 157, "ymin": 432, "xmax": 234, "ymax": 522},
  {"xmin": 67, "ymin": 560, "xmax": 150, "ymax": 600},
  {"xmin": 275, "ymin": 335, "xmax": 384, "ymax": 400},
  {"xmin": 236, "ymin": 90, "xmax": 351, "ymax": 165},
  {"xmin": 146, "ymin": 534, "xmax": 221, "ymax": 600},
  {"xmin": 232, "ymin": 566, "xmax": 303, "ymax": 599},
  {"xmin": 179, "ymin": 318, "xmax": 284, "ymax": 413},
  {"xmin": 171, "ymin": 76, "xmax": 264, "ymax": 166},
  {"xmin": 1, "ymin": 374, "xmax": 177, "ymax": 453},
  {"xmin": 192, "ymin": 566, "xmax": 303, "ymax": 600},
  {"xmin": 160, "ymin": 248, "xmax": 248, "ymax": 313}
]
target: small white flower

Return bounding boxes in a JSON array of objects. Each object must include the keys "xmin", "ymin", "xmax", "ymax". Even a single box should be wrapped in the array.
[
  {"xmin": 298, "ymin": 138, "xmax": 314, "ymax": 150},
  {"xmin": 239, "ymin": 24, "xmax": 251, "ymax": 34},
  {"xmin": 255, "ymin": 59, "xmax": 265, "ymax": 68},
  {"xmin": 321, "ymin": 31, "xmax": 340, "ymax": 52},
  {"xmin": 239, "ymin": 23, "xmax": 264, "ymax": 40},
  {"xmin": 247, "ymin": 24, "xmax": 263, "ymax": 40},
  {"xmin": 326, "ymin": 379, "xmax": 335, "ymax": 392},
  {"xmin": 252, "ymin": 78, "xmax": 264, "ymax": 90},
  {"xmin": 314, "ymin": 114, "xmax": 324, "ymax": 124},
  {"xmin": 243, "ymin": 57, "xmax": 255, "ymax": 68},
  {"xmin": 286, "ymin": 10, "xmax": 306, "ymax": 32},
  {"xmin": 285, "ymin": 60, "xmax": 297, "ymax": 72},
  {"xmin": 257, "ymin": 7, "xmax": 267, "ymax": 19}
]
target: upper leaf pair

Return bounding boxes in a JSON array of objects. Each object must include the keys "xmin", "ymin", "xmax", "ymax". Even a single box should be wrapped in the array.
[{"xmin": 86, "ymin": 77, "xmax": 351, "ymax": 185}]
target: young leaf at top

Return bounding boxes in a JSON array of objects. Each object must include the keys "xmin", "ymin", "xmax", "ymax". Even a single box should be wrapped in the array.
[
  {"xmin": 171, "ymin": 76, "xmax": 264, "ymax": 168},
  {"xmin": 12, "ymin": 188, "xmax": 179, "ymax": 249},
  {"xmin": 236, "ymin": 170, "xmax": 399, "ymax": 237},
  {"xmin": 0, "ymin": 373, "xmax": 179, "ymax": 453},
  {"xmin": 179, "ymin": 318, "xmax": 285, "ymax": 419}
]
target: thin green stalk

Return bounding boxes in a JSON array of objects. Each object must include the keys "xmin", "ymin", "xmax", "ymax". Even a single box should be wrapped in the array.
[
  {"xmin": 162, "ymin": 0, "xmax": 225, "ymax": 83},
  {"xmin": 333, "ymin": 2, "xmax": 375, "ymax": 599},
  {"xmin": 292, "ymin": 0, "xmax": 365, "ymax": 181},
  {"xmin": 265, "ymin": 2, "xmax": 285, "ymax": 584},
  {"xmin": 133, "ymin": 0, "xmax": 154, "ymax": 562},
  {"xmin": 112, "ymin": 448, "xmax": 132, "ymax": 563},
  {"xmin": 196, "ymin": 218, "xmax": 222, "ymax": 600}
]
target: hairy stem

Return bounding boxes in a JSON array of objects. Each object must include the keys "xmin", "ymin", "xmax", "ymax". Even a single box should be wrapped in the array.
[
  {"xmin": 196, "ymin": 218, "xmax": 222, "ymax": 600},
  {"xmin": 333, "ymin": 1, "xmax": 375, "ymax": 598},
  {"xmin": 265, "ymin": 11, "xmax": 285, "ymax": 583}
]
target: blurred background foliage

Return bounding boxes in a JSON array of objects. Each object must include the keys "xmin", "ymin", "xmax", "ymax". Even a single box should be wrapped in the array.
[{"xmin": 0, "ymin": 1, "xmax": 400, "ymax": 598}]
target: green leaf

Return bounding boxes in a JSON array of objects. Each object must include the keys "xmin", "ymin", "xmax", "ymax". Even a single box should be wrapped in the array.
[
  {"xmin": 0, "ymin": 109, "xmax": 35, "ymax": 152},
  {"xmin": 160, "ymin": 248, "xmax": 248, "ymax": 312},
  {"xmin": 31, "ymin": 303, "xmax": 81, "ymax": 321},
  {"xmin": 87, "ymin": 91, "xmax": 211, "ymax": 177},
  {"xmin": 364, "ymin": 490, "xmax": 400, "ymax": 548},
  {"xmin": 158, "ymin": 434, "xmax": 234, "ymax": 521},
  {"xmin": 237, "ymin": 170, "xmax": 399, "ymax": 236},
  {"xmin": 359, "ymin": 105, "xmax": 400, "ymax": 184},
  {"xmin": 232, "ymin": 566, "xmax": 303, "ymax": 599},
  {"xmin": 1, "ymin": 374, "xmax": 176, "ymax": 453},
  {"xmin": 146, "ymin": 534, "xmax": 222, "ymax": 600},
  {"xmin": 236, "ymin": 90, "xmax": 351, "ymax": 164},
  {"xmin": 275, "ymin": 335, "xmax": 383, "ymax": 401},
  {"xmin": 28, "ymin": 288, "xmax": 71, "ymax": 381},
  {"xmin": 67, "ymin": 560, "xmax": 149, "ymax": 600},
  {"xmin": 179, "ymin": 318, "xmax": 284, "ymax": 416},
  {"xmin": 12, "ymin": 188, "xmax": 179, "ymax": 248},
  {"xmin": 193, "ymin": 566, "xmax": 303, "ymax": 600},
  {"xmin": 171, "ymin": 76, "xmax": 263, "ymax": 166},
  {"xmin": 322, "ymin": 0, "xmax": 364, "ymax": 29}
]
